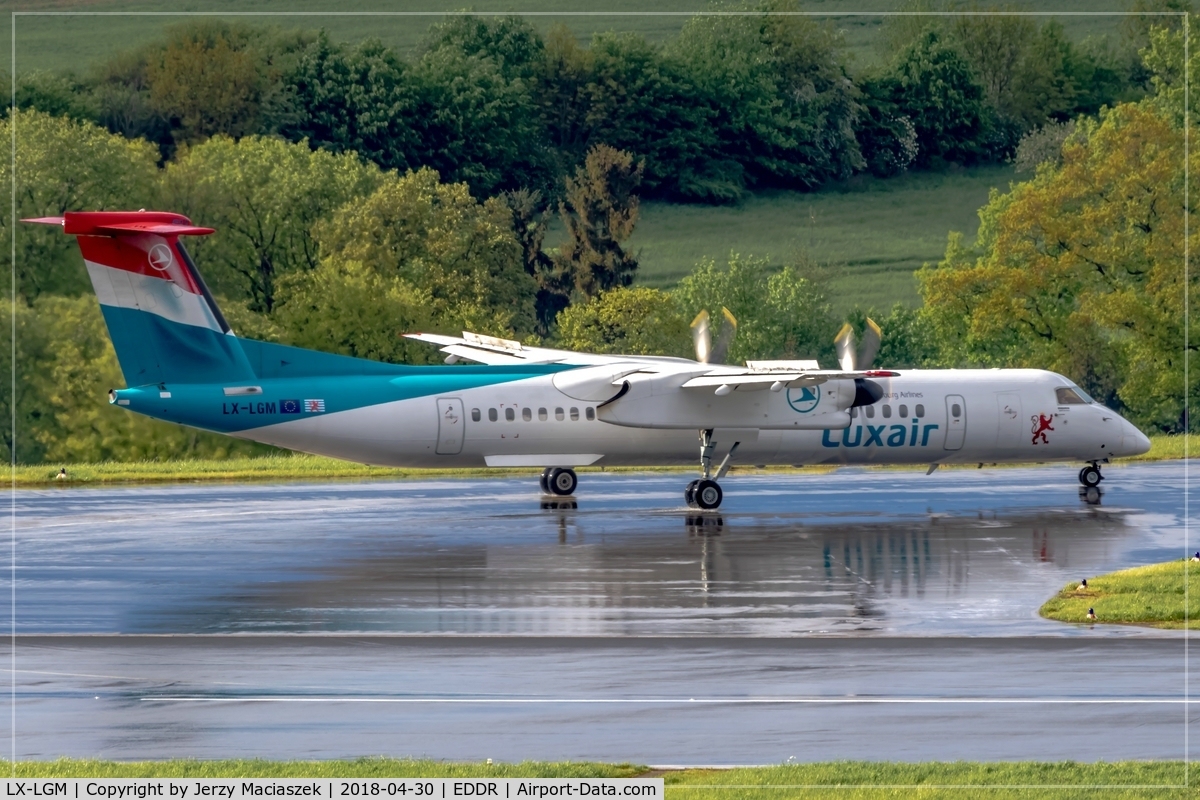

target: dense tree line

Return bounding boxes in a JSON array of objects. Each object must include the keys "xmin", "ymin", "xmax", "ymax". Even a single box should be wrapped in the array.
[
  {"xmin": 1, "ymin": 4, "xmax": 1193, "ymax": 464},
  {"xmin": 7, "ymin": 2, "xmax": 1157, "ymax": 202}
]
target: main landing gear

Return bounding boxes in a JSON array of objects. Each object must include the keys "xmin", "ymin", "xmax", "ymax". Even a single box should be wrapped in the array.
[
  {"xmin": 1078, "ymin": 462, "xmax": 1103, "ymax": 488},
  {"xmin": 540, "ymin": 467, "xmax": 577, "ymax": 496},
  {"xmin": 685, "ymin": 429, "xmax": 740, "ymax": 510}
]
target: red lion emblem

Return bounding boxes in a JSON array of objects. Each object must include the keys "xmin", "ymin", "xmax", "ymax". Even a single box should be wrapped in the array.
[{"xmin": 1031, "ymin": 414, "xmax": 1054, "ymax": 445}]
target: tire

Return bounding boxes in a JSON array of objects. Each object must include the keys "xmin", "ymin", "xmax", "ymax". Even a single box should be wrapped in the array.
[
  {"xmin": 695, "ymin": 479, "xmax": 723, "ymax": 510},
  {"xmin": 548, "ymin": 467, "xmax": 577, "ymax": 496},
  {"xmin": 1080, "ymin": 466, "xmax": 1102, "ymax": 487},
  {"xmin": 684, "ymin": 479, "xmax": 699, "ymax": 507},
  {"xmin": 539, "ymin": 468, "xmax": 551, "ymax": 494}
]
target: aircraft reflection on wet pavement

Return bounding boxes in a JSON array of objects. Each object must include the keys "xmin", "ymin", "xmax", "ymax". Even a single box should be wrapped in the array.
[{"xmin": 9, "ymin": 465, "xmax": 1172, "ymax": 637}]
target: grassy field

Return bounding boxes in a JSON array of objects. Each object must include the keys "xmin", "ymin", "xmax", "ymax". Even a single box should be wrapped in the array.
[
  {"xmin": 623, "ymin": 164, "xmax": 1018, "ymax": 313},
  {"xmin": 7, "ymin": 1, "xmax": 1132, "ymax": 75},
  {"xmin": 1040, "ymin": 560, "xmax": 1200, "ymax": 629},
  {"xmin": 11, "ymin": 433, "xmax": 1186, "ymax": 486},
  {"xmin": 2, "ymin": 759, "xmax": 1193, "ymax": 797}
]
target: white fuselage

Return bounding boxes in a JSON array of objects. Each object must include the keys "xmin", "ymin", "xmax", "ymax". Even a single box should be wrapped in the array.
[{"xmin": 237, "ymin": 368, "xmax": 1150, "ymax": 469}]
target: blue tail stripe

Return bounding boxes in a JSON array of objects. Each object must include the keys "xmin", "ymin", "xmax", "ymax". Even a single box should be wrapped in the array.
[{"xmin": 100, "ymin": 305, "xmax": 256, "ymax": 386}]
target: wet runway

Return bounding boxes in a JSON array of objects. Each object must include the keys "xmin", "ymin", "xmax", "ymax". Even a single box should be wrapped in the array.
[{"xmin": 4, "ymin": 462, "xmax": 1196, "ymax": 762}]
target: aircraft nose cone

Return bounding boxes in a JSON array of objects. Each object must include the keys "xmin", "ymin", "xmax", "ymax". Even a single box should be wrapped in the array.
[{"xmin": 1121, "ymin": 422, "xmax": 1151, "ymax": 456}]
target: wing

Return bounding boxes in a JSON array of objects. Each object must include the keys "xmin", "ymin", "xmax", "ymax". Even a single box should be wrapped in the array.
[
  {"xmin": 404, "ymin": 331, "xmax": 698, "ymax": 367},
  {"xmin": 678, "ymin": 367, "xmax": 898, "ymax": 393}
]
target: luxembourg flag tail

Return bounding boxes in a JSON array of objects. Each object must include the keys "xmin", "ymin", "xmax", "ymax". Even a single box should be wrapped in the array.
[{"xmin": 24, "ymin": 211, "xmax": 256, "ymax": 387}]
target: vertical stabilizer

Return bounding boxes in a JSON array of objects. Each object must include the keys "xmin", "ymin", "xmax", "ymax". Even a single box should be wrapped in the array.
[{"xmin": 24, "ymin": 211, "xmax": 256, "ymax": 386}]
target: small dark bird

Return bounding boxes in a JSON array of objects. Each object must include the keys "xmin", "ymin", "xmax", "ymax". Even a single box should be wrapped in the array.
[
  {"xmin": 1079, "ymin": 579, "xmax": 1088, "ymax": 590},
  {"xmin": 1192, "ymin": 552, "xmax": 1199, "ymax": 562},
  {"xmin": 55, "ymin": 468, "xmax": 67, "ymax": 481},
  {"xmin": 1086, "ymin": 608, "xmax": 1096, "ymax": 621}
]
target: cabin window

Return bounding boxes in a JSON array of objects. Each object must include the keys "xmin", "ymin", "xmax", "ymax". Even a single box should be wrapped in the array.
[
  {"xmin": 586, "ymin": 407, "xmax": 595, "ymax": 421},
  {"xmin": 915, "ymin": 404, "xmax": 925, "ymax": 418},
  {"xmin": 1056, "ymin": 387, "xmax": 1087, "ymax": 405},
  {"xmin": 538, "ymin": 407, "xmax": 548, "ymax": 421},
  {"xmin": 850, "ymin": 407, "xmax": 858, "ymax": 418},
  {"xmin": 951, "ymin": 403, "xmax": 962, "ymax": 417},
  {"xmin": 522, "ymin": 407, "xmax": 532, "ymax": 421},
  {"xmin": 899, "ymin": 404, "xmax": 908, "ymax": 418},
  {"xmin": 865, "ymin": 406, "xmax": 875, "ymax": 419},
  {"xmin": 555, "ymin": 407, "xmax": 565, "ymax": 421},
  {"xmin": 505, "ymin": 408, "xmax": 515, "ymax": 421},
  {"xmin": 471, "ymin": 408, "xmax": 481, "ymax": 422},
  {"xmin": 881, "ymin": 405, "xmax": 892, "ymax": 419},
  {"xmin": 488, "ymin": 408, "xmax": 498, "ymax": 422},
  {"xmin": 570, "ymin": 407, "xmax": 580, "ymax": 421}
]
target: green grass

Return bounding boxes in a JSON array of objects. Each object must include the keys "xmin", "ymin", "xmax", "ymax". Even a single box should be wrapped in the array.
[
  {"xmin": 2, "ymin": 759, "xmax": 642, "ymax": 778},
  {"xmin": 12, "ymin": 434, "xmax": 1186, "ymax": 486},
  {"xmin": 1040, "ymin": 560, "xmax": 1200, "ymax": 629},
  {"xmin": 8, "ymin": 1, "xmax": 1132, "ymax": 76},
  {"xmin": 622, "ymin": 165, "xmax": 1018, "ymax": 314},
  {"xmin": 2, "ymin": 760, "xmax": 1193, "ymax": 797}
]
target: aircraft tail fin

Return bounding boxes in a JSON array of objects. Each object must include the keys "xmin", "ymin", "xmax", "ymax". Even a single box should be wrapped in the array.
[{"xmin": 24, "ymin": 211, "xmax": 256, "ymax": 386}]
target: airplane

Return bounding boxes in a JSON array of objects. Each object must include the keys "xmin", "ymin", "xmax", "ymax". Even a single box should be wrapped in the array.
[{"xmin": 25, "ymin": 211, "xmax": 1151, "ymax": 509}]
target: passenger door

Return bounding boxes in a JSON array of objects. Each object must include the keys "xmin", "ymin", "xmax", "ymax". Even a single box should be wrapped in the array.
[
  {"xmin": 944, "ymin": 395, "xmax": 966, "ymax": 450},
  {"xmin": 996, "ymin": 392, "xmax": 1023, "ymax": 448},
  {"xmin": 436, "ymin": 397, "xmax": 465, "ymax": 455}
]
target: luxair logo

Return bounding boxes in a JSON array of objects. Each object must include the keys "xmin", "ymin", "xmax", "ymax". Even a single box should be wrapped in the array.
[
  {"xmin": 786, "ymin": 385, "xmax": 820, "ymax": 413},
  {"xmin": 148, "ymin": 244, "xmax": 173, "ymax": 271}
]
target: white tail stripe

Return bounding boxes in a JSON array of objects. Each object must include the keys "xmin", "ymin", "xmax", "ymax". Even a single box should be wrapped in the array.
[{"xmin": 86, "ymin": 260, "xmax": 222, "ymax": 332}]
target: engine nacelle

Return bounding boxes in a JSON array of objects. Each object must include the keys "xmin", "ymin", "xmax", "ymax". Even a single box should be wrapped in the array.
[{"xmin": 596, "ymin": 374, "xmax": 858, "ymax": 430}]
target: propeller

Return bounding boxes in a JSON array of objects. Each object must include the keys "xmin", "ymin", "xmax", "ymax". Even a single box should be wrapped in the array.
[
  {"xmin": 833, "ymin": 317, "xmax": 885, "ymax": 408},
  {"xmin": 833, "ymin": 317, "xmax": 881, "ymax": 371},
  {"xmin": 691, "ymin": 308, "xmax": 738, "ymax": 364}
]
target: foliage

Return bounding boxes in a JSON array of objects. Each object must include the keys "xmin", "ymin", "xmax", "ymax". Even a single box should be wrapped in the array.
[
  {"xmin": 0, "ymin": 109, "xmax": 160, "ymax": 298},
  {"xmin": 280, "ymin": 36, "xmax": 423, "ymax": 175},
  {"xmin": 556, "ymin": 145, "xmax": 644, "ymax": 299},
  {"xmin": 500, "ymin": 189, "xmax": 569, "ymax": 336},
  {"xmin": 666, "ymin": 1, "xmax": 862, "ymax": 194},
  {"xmin": 673, "ymin": 253, "xmax": 836, "ymax": 366},
  {"xmin": 286, "ymin": 167, "xmax": 536, "ymax": 359},
  {"xmin": 161, "ymin": 134, "xmax": 384, "ymax": 313},
  {"xmin": 1011, "ymin": 120, "xmax": 1076, "ymax": 173},
  {"xmin": 1040, "ymin": 560, "xmax": 1200, "ymax": 629},
  {"xmin": 919, "ymin": 103, "xmax": 1195, "ymax": 432},
  {"xmin": 555, "ymin": 287, "xmax": 690, "ymax": 356},
  {"xmin": 881, "ymin": 30, "xmax": 990, "ymax": 168},
  {"xmin": 420, "ymin": 15, "xmax": 546, "ymax": 82},
  {"xmin": 855, "ymin": 77, "xmax": 919, "ymax": 177}
]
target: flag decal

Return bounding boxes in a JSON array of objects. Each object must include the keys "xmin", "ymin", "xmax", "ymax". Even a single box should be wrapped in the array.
[
  {"xmin": 280, "ymin": 399, "xmax": 302, "ymax": 414},
  {"xmin": 304, "ymin": 399, "xmax": 326, "ymax": 413}
]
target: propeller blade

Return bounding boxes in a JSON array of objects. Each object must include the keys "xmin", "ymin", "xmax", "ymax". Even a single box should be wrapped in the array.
[
  {"xmin": 856, "ymin": 317, "xmax": 881, "ymax": 370},
  {"xmin": 691, "ymin": 310, "xmax": 712, "ymax": 364},
  {"xmin": 834, "ymin": 322, "xmax": 856, "ymax": 371},
  {"xmin": 709, "ymin": 307, "xmax": 738, "ymax": 365}
]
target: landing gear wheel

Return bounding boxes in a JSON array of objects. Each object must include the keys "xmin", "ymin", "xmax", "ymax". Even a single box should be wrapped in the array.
[
  {"xmin": 539, "ymin": 468, "xmax": 551, "ymax": 494},
  {"xmin": 547, "ymin": 467, "xmax": 577, "ymax": 496},
  {"xmin": 694, "ymin": 479, "xmax": 723, "ymax": 510},
  {"xmin": 684, "ymin": 479, "xmax": 699, "ymax": 507},
  {"xmin": 1080, "ymin": 465, "xmax": 1102, "ymax": 488}
]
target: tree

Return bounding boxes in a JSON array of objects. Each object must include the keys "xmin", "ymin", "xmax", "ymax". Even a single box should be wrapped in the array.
[
  {"xmin": 297, "ymin": 167, "xmax": 537, "ymax": 345},
  {"xmin": 420, "ymin": 14, "xmax": 546, "ymax": 82},
  {"xmin": 918, "ymin": 102, "xmax": 1195, "ymax": 431},
  {"xmin": 161, "ymin": 134, "xmax": 383, "ymax": 313},
  {"xmin": 555, "ymin": 287, "xmax": 690, "ymax": 356},
  {"xmin": 0, "ymin": 110, "xmax": 160, "ymax": 299},
  {"xmin": 555, "ymin": 145, "xmax": 644, "ymax": 299},
  {"xmin": 500, "ymin": 189, "xmax": 569, "ymax": 337},
  {"xmin": 281, "ymin": 35, "xmax": 423, "ymax": 173},
  {"xmin": 883, "ymin": 30, "xmax": 990, "ymax": 167},
  {"xmin": 672, "ymin": 254, "xmax": 835, "ymax": 366}
]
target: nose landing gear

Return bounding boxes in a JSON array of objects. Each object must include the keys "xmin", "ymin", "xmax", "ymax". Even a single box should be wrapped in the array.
[
  {"xmin": 540, "ymin": 467, "xmax": 577, "ymax": 496},
  {"xmin": 1079, "ymin": 463, "xmax": 1103, "ymax": 488}
]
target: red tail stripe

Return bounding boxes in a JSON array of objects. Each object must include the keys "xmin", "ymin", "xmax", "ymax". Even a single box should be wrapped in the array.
[{"xmin": 78, "ymin": 235, "xmax": 203, "ymax": 295}]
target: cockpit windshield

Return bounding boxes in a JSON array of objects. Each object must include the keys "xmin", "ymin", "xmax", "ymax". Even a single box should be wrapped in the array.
[{"xmin": 1056, "ymin": 386, "xmax": 1091, "ymax": 405}]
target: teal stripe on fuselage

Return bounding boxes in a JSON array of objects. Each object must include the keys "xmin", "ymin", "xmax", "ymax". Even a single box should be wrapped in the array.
[{"xmin": 114, "ymin": 366, "xmax": 575, "ymax": 434}]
